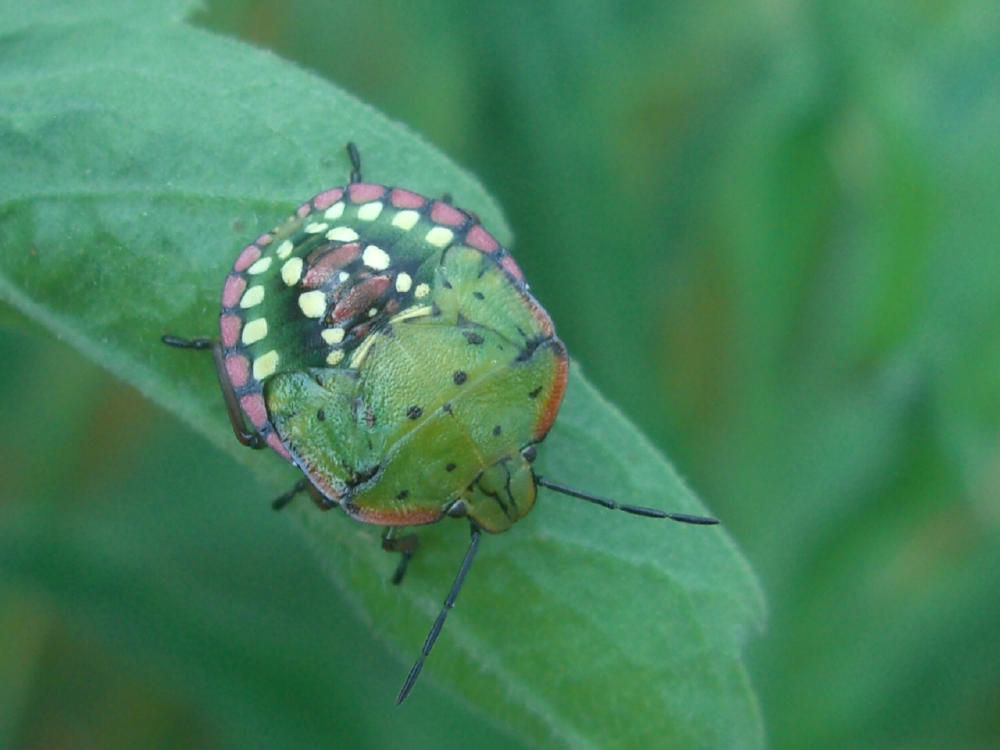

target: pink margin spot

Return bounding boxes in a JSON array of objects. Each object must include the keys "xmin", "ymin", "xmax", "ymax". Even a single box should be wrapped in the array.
[
  {"xmin": 232, "ymin": 244, "xmax": 261, "ymax": 272},
  {"xmin": 220, "ymin": 314, "xmax": 242, "ymax": 348},
  {"xmin": 221, "ymin": 274, "xmax": 247, "ymax": 309},
  {"xmin": 240, "ymin": 393, "xmax": 268, "ymax": 429},
  {"xmin": 465, "ymin": 225, "xmax": 499, "ymax": 253},
  {"xmin": 499, "ymin": 253, "xmax": 525, "ymax": 282},
  {"xmin": 296, "ymin": 202, "xmax": 312, "ymax": 218},
  {"xmin": 225, "ymin": 354, "xmax": 249, "ymax": 388},
  {"xmin": 390, "ymin": 188, "xmax": 425, "ymax": 209},
  {"xmin": 267, "ymin": 433, "xmax": 292, "ymax": 461},
  {"xmin": 431, "ymin": 201, "xmax": 466, "ymax": 226},
  {"xmin": 255, "ymin": 232, "xmax": 273, "ymax": 247},
  {"xmin": 312, "ymin": 187, "xmax": 344, "ymax": 211},
  {"xmin": 349, "ymin": 183, "xmax": 386, "ymax": 203}
]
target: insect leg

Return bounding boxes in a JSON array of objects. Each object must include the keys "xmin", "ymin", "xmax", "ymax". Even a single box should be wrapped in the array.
[
  {"xmin": 381, "ymin": 527, "xmax": 420, "ymax": 585},
  {"xmin": 162, "ymin": 335, "xmax": 265, "ymax": 449},
  {"xmin": 346, "ymin": 142, "xmax": 362, "ymax": 183}
]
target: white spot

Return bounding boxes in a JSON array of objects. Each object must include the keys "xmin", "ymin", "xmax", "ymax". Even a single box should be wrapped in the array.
[
  {"xmin": 298, "ymin": 290, "xmax": 327, "ymax": 318},
  {"xmin": 247, "ymin": 256, "xmax": 272, "ymax": 275},
  {"xmin": 337, "ymin": 271, "xmax": 350, "ymax": 283},
  {"xmin": 392, "ymin": 210, "xmax": 420, "ymax": 231},
  {"xmin": 326, "ymin": 226, "xmax": 359, "ymax": 242},
  {"xmin": 326, "ymin": 349, "xmax": 345, "ymax": 366},
  {"xmin": 321, "ymin": 327, "xmax": 345, "ymax": 345},
  {"xmin": 367, "ymin": 307, "xmax": 378, "ymax": 318},
  {"xmin": 362, "ymin": 244, "xmax": 391, "ymax": 271},
  {"xmin": 304, "ymin": 222, "xmax": 329, "ymax": 234},
  {"xmin": 357, "ymin": 201, "xmax": 384, "ymax": 221},
  {"xmin": 324, "ymin": 202, "xmax": 345, "ymax": 220},
  {"xmin": 425, "ymin": 226, "xmax": 453, "ymax": 247},
  {"xmin": 275, "ymin": 240, "xmax": 294, "ymax": 259},
  {"xmin": 349, "ymin": 334, "xmax": 379, "ymax": 368},
  {"xmin": 414, "ymin": 283, "xmax": 430, "ymax": 299},
  {"xmin": 242, "ymin": 317, "xmax": 268, "ymax": 345},
  {"xmin": 281, "ymin": 257, "xmax": 303, "ymax": 286},
  {"xmin": 389, "ymin": 304, "xmax": 433, "ymax": 323},
  {"xmin": 240, "ymin": 285, "xmax": 265, "ymax": 308},
  {"xmin": 395, "ymin": 272, "xmax": 412, "ymax": 293},
  {"xmin": 253, "ymin": 350, "xmax": 279, "ymax": 380}
]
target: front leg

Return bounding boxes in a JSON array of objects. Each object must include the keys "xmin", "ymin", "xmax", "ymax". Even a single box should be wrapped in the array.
[{"xmin": 381, "ymin": 527, "xmax": 419, "ymax": 585}]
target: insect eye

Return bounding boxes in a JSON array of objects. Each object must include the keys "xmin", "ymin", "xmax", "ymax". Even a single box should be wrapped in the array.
[{"xmin": 521, "ymin": 445, "xmax": 537, "ymax": 463}]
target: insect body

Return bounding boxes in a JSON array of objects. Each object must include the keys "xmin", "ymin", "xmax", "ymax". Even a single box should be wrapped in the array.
[{"xmin": 164, "ymin": 144, "xmax": 717, "ymax": 702}]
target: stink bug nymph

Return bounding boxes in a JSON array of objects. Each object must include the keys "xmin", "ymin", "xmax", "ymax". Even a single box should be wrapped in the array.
[{"xmin": 164, "ymin": 144, "xmax": 717, "ymax": 703}]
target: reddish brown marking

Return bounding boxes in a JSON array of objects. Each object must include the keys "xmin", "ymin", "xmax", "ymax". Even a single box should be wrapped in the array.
[
  {"xmin": 312, "ymin": 187, "xmax": 344, "ymax": 211},
  {"xmin": 430, "ymin": 201, "xmax": 466, "ymax": 226},
  {"xmin": 225, "ymin": 353, "xmax": 250, "ymax": 388},
  {"xmin": 330, "ymin": 275, "xmax": 391, "ymax": 323},
  {"xmin": 220, "ymin": 314, "xmax": 242, "ymax": 348},
  {"xmin": 240, "ymin": 393, "xmax": 268, "ymax": 429},
  {"xmin": 232, "ymin": 244, "xmax": 260, "ymax": 272},
  {"xmin": 390, "ymin": 188, "xmax": 425, "ymax": 209},
  {"xmin": 296, "ymin": 202, "xmax": 312, "ymax": 218},
  {"xmin": 522, "ymin": 293, "xmax": 556, "ymax": 337},
  {"xmin": 255, "ymin": 233, "xmax": 273, "ymax": 247},
  {"xmin": 349, "ymin": 183, "xmax": 386, "ymax": 203},
  {"xmin": 465, "ymin": 225, "xmax": 499, "ymax": 253},
  {"xmin": 221, "ymin": 274, "xmax": 247, "ymax": 308},
  {"xmin": 302, "ymin": 244, "xmax": 361, "ymax": 288},
  {"xmin": 267, "ymin": 432, "xmax": 292, "ymax": 461},
  {"xmin": 534, "ymin": 344, "xmax": 569, "ymax": 440},
  {"xmin": 498, "ymin": 252, "xmax": 526, "ymax": 283},
  {"xmin": 344, "ymin": 503, "xmax": 444, "ymax": 527}
]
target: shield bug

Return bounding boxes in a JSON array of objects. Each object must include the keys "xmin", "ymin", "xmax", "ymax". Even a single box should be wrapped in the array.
[{"xmin": 164, "ymin": 143, "xmax": 718, "ymax": 703}]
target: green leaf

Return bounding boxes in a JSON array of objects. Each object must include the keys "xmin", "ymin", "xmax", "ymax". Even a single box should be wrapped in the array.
[{"xmin": 0, "ymin": 2, "xmax": 765, "ymax": 748}]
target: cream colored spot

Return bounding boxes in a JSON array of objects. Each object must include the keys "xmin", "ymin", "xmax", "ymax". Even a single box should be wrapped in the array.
[
  {"xmin": 281, "ymin": 257, "xmax": 303, "ymax": 286},
  {"xmin": 326, "ymin": 349, "xmax": 345, "ymax": 366},
  {"xmin": 367, "ymin": 307, "xmax": 378, "ymax": 318},
  {"xmin": 240, "ymin": 285, "xmax": 265, "ymax": 308},
  {"xmin": 247, "ymin": 256, "xmax": 272, "ymax": 275},
  {"xmin": 425, "ymin": 226, "xmax": 453, "ymax": 247},
  {"xmin": 324, "ymin": 202, "xmax": 345, "ymax": 220},
  {"xmin": 389, "ymin": 304, "xmax": 433, "ymax": 323},
  {"xmin": 357, "ymin": 201, "xmax": 384, "ymax": 221},
  {"xmin": 304, "ymin": 222, "xmax": 329, "ymax": 234},
  {"xmin": 349, "ymin": 334, "xmax": 379, "ymax": 368},
  {"xmin": 362, "ymin": 244, "xmax": 391, "ymax": 271},
  {"xmin": 275, "ymin": 240, "xmax": 294, "ymax": 259},
  {"xmin": 326, "ymin": 226, "xmax": 359, "ymax": 242},
  {"xmin": 321, "ymin": 327, "xmax": 345, "ymax": 345},
  {"xmin": 414, "ymin": 282, "xmax": 430, "ymax": 299},
  {"xmin": 395, "ymin": 272, "xmax": 412, "ymax": 293},
  {"xmin": 298, "ymin": 290, "xmax": 327, "ymax": 318},
  {"xmin": 337, "ymin": 271, "xmax": 349, "ymax": 283},
  {"xmin": 392, "ymin": 210, "xmax": 420, "ymax": 231},
  {"xmin": 252, "ymin": 350, "xmax": 279, "ymax": 380},
  {"xmin": 242, "ymin": 317, "xmax": 268, "ymax": 345}
]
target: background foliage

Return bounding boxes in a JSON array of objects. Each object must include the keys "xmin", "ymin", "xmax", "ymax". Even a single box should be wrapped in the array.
[{"xmin": 2, "ymin": 1, "xmax": 998, "ymax": 749}]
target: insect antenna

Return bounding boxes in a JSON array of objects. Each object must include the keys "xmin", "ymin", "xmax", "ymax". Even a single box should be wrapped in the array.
[
  {"xmin": 396, "ymin": 524, "xmax": 482, "ymax": 704},
  {"xmin": 535, "ymin": 476, "xmax": 718, "ymax": 525}
]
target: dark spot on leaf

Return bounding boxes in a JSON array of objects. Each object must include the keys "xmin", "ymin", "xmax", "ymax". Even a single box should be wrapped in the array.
[
  {"xmin": 442, "ymin": 279, "xmax": 452, "ymax": 289},
  {"xmin": 473, "ymin": 291, "xmax": 484, "ymax": 300},
  {"xmin": 453, "ymin": 370, "xmax": 467, "ymax": 385},
  {"xmin": 442, "ymin": 402, "xmax": 452, "ymax": 413},
  {"xmin": 407, "ymin": 405, "xmax": 423, "ymax": 420},
  {"xmin": 493, "ymin": 425, "xmax": 501, "ymax": 436},
  {"xmin": 464, "ymin": 331, "xmax": 484, "ymax": 345},
  {"xmin": 316, "ymin": 409, "xmax": 326, "ymax": 421},
  {"xmin": 445, "ymin": 462, "xmax": 456, "ymax": 472},
  {"xmin": 529, "ymin": 386, "xmax": 543, "ymax": 399},
  {"xmin": 396, "ymin": 490, "xmax": 409, "ymax": 500}
]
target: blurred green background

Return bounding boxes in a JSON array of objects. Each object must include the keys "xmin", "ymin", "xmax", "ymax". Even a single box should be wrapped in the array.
[{"xmin": 3, "ymin": 0, "xmax": 999, "ymax": 748}]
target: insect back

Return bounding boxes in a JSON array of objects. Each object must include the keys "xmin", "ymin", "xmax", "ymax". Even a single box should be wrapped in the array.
[{"xmin": 163, "ymin": 143, "xmax": 717, "ymax": 704}]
